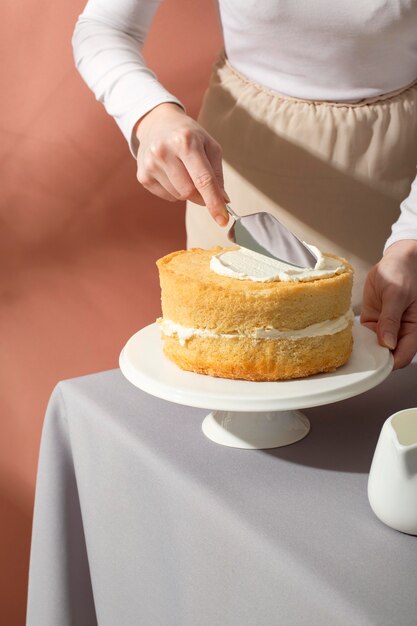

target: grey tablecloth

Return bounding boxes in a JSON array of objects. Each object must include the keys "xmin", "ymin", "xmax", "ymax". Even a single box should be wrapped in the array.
[{"xmin": 27, "ymin": 362, "xmax": 417, "ymax": 626}]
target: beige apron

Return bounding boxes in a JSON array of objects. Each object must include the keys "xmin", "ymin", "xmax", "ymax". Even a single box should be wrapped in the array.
[{"xmin": 186, "ymin": 53, "xmax": 417, "ymax": 312}]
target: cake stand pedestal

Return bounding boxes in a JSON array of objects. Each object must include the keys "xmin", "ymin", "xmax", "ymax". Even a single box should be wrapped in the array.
[{"xmin": 119, "ymin": 321, "xmax": 393, "ymax": 449}]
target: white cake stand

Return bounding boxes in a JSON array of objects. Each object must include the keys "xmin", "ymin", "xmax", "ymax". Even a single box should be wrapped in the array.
[{"xmin": 119, "ymin": 321, "xmax": 393, "ymax": 449}]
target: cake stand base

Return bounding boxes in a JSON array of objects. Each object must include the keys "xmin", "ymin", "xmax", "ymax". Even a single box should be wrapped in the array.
[
  {"xmin": 119, "ymin": 321, "xmax": 393, "ymax": 450},
  {"xmin": 202, "ymin": 409, "xmax": 310, "ymax": 449}
]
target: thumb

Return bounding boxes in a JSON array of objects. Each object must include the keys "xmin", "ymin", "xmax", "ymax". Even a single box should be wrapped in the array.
[{"xmin": 376, "ymin": 292, "xmax": 404, "ymax": 350}]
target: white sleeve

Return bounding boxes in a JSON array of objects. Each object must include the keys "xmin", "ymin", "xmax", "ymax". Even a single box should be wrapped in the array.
[
  {"xmin": 384, "ymin": 172, "xmax": 417, "ymax": 253},
  {"xmin": 72, "ymin": 0, "xmax": 185, "ymax": 156}
]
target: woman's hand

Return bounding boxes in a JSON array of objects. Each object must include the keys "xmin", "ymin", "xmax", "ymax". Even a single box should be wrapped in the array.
[
  {"xmin": 135, "ymin": 103, "xmax": 229, "ymax": 225},
  {"xmin": 361, "ymin": 240, "xmax": 417, "ymax": 368}
]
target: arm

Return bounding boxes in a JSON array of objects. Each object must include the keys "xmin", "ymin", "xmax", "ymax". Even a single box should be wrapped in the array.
[
  {"xmin": 72, "ymin": 0, "xmax": 229, "ymax": 223},
  {"xmin": 384, "ymin": 174, "xmax": 417, "ymax": 253},
  {"xmin": 72, "ymin": 0, "xmax": 184, "ymax": 156}
]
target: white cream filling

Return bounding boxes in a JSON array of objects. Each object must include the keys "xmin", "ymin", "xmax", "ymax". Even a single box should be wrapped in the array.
[
  {"xmin": 158, "ymin": 310, "xmax": 354, "ymax": 346},
  {"xmin": 209, "ymin": 244, "xmax": 345, "ymax": 282}
]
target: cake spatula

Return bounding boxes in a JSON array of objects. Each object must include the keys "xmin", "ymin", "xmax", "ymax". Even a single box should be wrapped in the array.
[{"xmin": 225, "ymin": 204, "xmax": 318, "ymax": 269}]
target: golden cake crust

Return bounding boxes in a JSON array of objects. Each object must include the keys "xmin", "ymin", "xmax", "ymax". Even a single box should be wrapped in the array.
[
  {"xmin": 162, "ymin": 324, "xmax": 353, "ymax": 381},
  {"xmin": 157, "ymin": 247, "xmax": 353, "ymax": 332},
  {"xmin": 156, "ymin": 246, "xmax": 353, "ymax": 381}
]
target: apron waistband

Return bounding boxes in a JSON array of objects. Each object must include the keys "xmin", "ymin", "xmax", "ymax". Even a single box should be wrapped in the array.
[{"xmin": 217, "ymin": 50, "xmax": 417, "ymax": 108}]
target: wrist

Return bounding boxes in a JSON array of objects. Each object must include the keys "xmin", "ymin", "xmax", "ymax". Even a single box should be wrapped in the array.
[
  {"xmin": 135, "ymin": 102, "xmax": 185, "ymax": 141},
  {"xmin": 383, "ymin": 239, "xmax": 417, "ymax": 262}
]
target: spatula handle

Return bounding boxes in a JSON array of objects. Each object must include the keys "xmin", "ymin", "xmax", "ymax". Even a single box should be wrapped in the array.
[{"xmin": 225, "ymin": 204, "xmax": 239, "ymax": 220}]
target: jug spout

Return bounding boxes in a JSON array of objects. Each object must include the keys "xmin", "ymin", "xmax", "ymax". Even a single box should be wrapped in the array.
[{"xmin": 391, "ymin": 408, "xmax": 417, "ymax": 477}]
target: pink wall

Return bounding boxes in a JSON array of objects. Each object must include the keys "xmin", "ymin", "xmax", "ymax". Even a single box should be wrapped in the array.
[{"xmin": 0, "ymin": 1, "xmax": 222, "ymax": 622}]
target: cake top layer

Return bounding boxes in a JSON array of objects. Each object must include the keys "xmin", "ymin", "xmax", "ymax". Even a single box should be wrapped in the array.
[
  {"xmin": 157, "ymin": 246, "xmax": 353, "ymax": 331},
  {"xmin": 157, "ymin": 246, "xmax": 351, "ymax": 292},
  {"xmin": 210, "ymin": 245, "xmax": 345, "ymax": 283}
]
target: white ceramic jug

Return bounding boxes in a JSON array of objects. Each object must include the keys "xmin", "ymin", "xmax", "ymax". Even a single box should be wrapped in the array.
[{"xmin": 368, "ymin": 408, "xmax": 417, "ymax": 535}]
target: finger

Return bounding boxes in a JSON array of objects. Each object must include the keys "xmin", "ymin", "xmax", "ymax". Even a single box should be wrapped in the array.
[
  {"xmin": 152, "ymin": 167, "xmax": 183, "ymax": 200},
  {"xmin": 361, "ymin": 320, "xmax": 378, "ymax": 334},
  {"xmin": 360, "ymin": 299, "xmax": 379, "ymax": 325},
  {"xmin": 205, "ymin": 141, "xmax": 231, "ymax": 208},
  {"xmin": 143, "ymin": 179, "xmax": 178, "ymax": 202},
  {"xmin": 360, "ymin": 270, "xmax": 380, "ymax": 325},
  {"xmin": 204, "ymin": 140, "xmax": 226, "ymax": 196},
  {"xmin": 138, "ymin": 156, "xmax": 181, "ymax": 202},
  {"xmin": 392, "ymin": 322, "xmax": 417, "ymax": 369},
  {"xmin": 158, "ymin": 155, "xmax": 205, "ymax": 205},
  {"xmin": 180, "ymin": 146, "xmax": 229, "ymax": 226},
  {"xmin": 376, "ymin": 288, "xmax": 408, "ymax": 350}
]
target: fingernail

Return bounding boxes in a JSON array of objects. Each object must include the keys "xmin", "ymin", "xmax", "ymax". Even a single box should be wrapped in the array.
[
  {"xmin": 382, "ymin": 332, "xmax": 397, "ymax": 350},
  {"xmin": 223, "ymin": 190, "xmax": 231, "ymax": 203},
  {"xmin": 215, "ymin": 214, "xmax": 228, "ymax": 226}
]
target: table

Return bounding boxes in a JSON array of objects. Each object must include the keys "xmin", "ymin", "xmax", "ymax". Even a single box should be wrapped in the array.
[{"xmin": 27, "ymin": 361, "xmax": 417, "ymax": 626}]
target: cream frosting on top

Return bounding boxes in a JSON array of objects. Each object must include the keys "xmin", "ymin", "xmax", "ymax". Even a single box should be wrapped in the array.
[{"xmin": 209, "ymin": 244, "xmax": 345, "ymax": 282}]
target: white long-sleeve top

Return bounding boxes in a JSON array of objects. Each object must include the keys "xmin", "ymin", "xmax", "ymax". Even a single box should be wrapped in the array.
[{"xmin": 72, "ymin": 0, "xmax": 417, "ymax": 250}]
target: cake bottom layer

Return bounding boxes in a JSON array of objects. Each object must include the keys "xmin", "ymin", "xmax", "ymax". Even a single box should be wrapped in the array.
[{"xmin": 162, "ymin": 324, "xmax": 353, "ymax": 381}]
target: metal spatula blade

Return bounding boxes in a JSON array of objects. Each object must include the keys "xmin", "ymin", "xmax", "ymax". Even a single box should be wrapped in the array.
[{"xmin": 225, "ymin": 205, "xmax": 317, "ymax": 269}]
